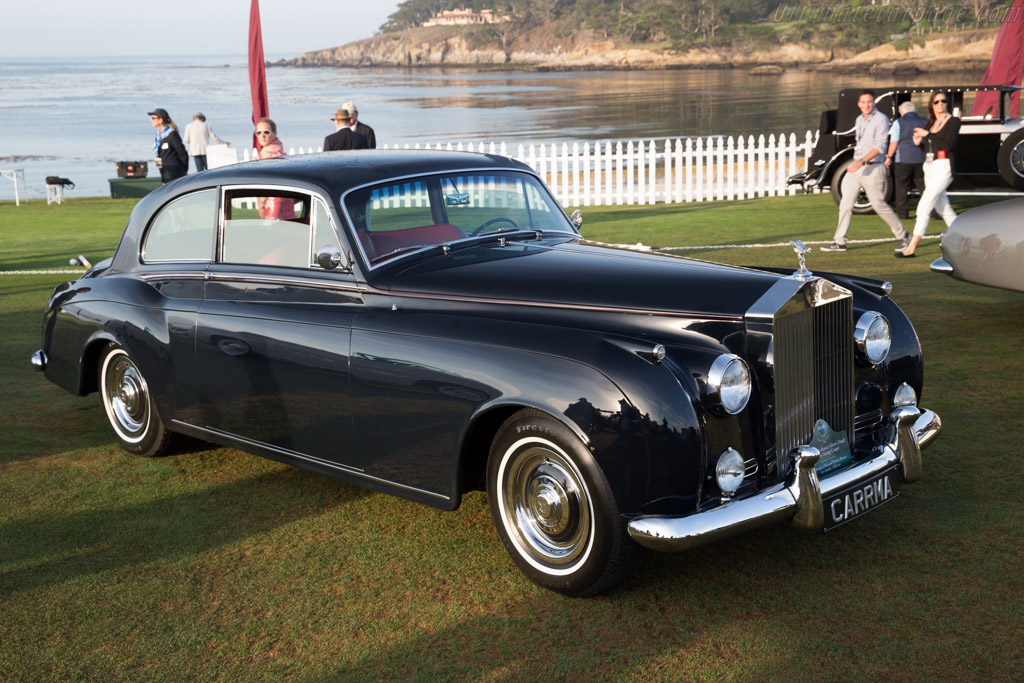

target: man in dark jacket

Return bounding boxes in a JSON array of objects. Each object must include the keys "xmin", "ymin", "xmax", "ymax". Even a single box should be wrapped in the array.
[
  {"xmin": 343, "ymin": 100, "xmax": 376, "ymax": 148},
  {"xmin": 323, "ymin": 109, "xmax": 368, "ymax": 151},
  {"xmin": 884, "ymin": 101, "xmax": 928, "ymax": 220}
]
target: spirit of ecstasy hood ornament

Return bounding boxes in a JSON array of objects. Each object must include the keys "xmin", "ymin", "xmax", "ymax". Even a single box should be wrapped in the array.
[{"xmin": 789, "ymin": 240, "xmax": 813, "ymax": 280}]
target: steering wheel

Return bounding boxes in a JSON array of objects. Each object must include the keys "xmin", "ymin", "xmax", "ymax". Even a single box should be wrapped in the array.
[{"xmin": 470, "ymin": 217, "xmax": 518, "ymax": 236}]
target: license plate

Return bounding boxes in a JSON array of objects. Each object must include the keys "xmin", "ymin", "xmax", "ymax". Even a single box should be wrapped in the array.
[{"xmin": 822, "ymin": 466, "xmax": 900, "ymax": 531}]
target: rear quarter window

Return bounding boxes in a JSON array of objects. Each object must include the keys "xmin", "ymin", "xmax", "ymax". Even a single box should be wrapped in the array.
[{"xmin": 142, "ymin": 189, "xmax": 218, "ymax": 262}]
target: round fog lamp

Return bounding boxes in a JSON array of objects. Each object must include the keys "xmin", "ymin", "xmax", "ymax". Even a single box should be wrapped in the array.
[
  {"xmin": 855, "ymin": 311, "xmax": 891, "ymax": 364},
  {"xmin": 893, "ymin": 382, "xmax": 917, "ymax": 407},
  {"xmin": 716, "ymin": 448, "xmax": 746, "ymax": 495}
]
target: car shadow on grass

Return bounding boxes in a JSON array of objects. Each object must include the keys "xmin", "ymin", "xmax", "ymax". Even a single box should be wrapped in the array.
[{"xmin": 0, "ymin": 467, "xmax": 370, "ymax": 596}]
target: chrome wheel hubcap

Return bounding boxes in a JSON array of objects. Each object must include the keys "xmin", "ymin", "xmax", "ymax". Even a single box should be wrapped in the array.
[
  {"xmin": 501, "ymin": 441, "xmax": 592, "ymax": 568},
  {"xmin": 103, "ymin": 353, "xmax": 149, "ymax": 440}
]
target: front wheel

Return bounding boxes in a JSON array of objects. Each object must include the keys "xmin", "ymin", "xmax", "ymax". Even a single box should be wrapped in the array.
[
  {"xmin": 997, "ymin": 128, "xmax": 1024, "ymax": 190},
  {"xmin": 99, "ymin": 343, "xmax": 173, "ymax": 457},
  {"xmin": 830, "ymin": 157, "xmax": 893, "ymax": 215},
  {"xmin": 487, "ymin": 409, "xmax": 636, "ymax": 596}
]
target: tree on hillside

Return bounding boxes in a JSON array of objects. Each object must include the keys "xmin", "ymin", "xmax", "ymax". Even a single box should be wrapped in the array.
[
  {"xmin": 380, "ymin": 0, "xmax": 451, "ymax": 32},
  {"xmin": 473, "ymin": 1, "xmax": 541, "ymax": 62}
]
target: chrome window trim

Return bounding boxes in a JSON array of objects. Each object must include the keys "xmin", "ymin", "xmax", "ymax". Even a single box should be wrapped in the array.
[
  {"xmin": 338, "ymin": 168, "xmax": 579, "ymax": 271},
  {"xmin": 140, "ymin": 188, "xmax": 220, "ymax": 264},
  {"xmin": 204, "ymin": 271, "xmax": 364, "ymax": 292},
  {"xmin": 136, "ymin": 271, "xmax": 208, "ymax": 282},
  {"xmin": 218, "ymin": 183, "xmax": 339, "ymax": 270}
]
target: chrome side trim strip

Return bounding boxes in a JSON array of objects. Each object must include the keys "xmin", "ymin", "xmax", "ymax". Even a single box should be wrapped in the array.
[
  {"xmin": 172, "ymin": 421, "xmax": 450, "ymax": 501},
  {"xmin": 136, "ymin": 269, "xmax": 740, "ymax": 320},
  {"xmin": 372, "ymin": 284, "xmax": 744, "ymax": 321}
]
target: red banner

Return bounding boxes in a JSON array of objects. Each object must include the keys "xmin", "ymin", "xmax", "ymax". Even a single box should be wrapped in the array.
[
  {"xmin": 972, "ymin": 0, "xmax": 1024, "ymax": 118},
  {"xmin": 249, "ymin": 0, "xmax": 270, "ymax": 152}
]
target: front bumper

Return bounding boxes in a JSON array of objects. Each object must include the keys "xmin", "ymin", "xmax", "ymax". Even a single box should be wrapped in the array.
[{"xmin": 627, "ymin": 406, "xmax": 941, "ymax": 551}]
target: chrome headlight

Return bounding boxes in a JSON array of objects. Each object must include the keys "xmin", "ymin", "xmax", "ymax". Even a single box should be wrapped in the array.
[
  {"xmin": 707, "ymin": 354, "xmax": 752, "ymax": 415},
  {"xmin": 716, "ymin": 448, "xmax": 746, "ymax": 496},
  {"xmin": 854, "ymin": 311, "xmax": 891, "ymax": 365}
]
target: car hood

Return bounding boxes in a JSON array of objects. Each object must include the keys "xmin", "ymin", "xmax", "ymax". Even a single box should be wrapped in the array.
[{"xmin": 370, "ymin": 237, "xmax": 786, "ymax": 319}]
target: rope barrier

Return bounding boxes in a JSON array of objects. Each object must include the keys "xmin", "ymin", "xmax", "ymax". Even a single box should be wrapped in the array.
[
  {"xmin": 657, "ymin": 234, "xmax": 940, "ymax": 252},
  {"xmin": 1, "ymin": 269, "xmax": 86, "ymax": 275}
]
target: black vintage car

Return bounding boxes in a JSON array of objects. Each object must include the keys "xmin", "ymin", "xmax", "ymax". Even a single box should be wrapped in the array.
[
  {"xmin": 32, "ymin": 151, "xmax": 941, "ymax": 596},
  {"xmin": 789, "ymin": 85, "xmax": 1024, "ymax": 213}
]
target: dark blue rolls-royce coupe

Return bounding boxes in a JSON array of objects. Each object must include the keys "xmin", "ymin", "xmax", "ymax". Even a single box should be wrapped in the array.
[{"xmin": 32, "ymin": 151, "xmax": 941, "ymax": 596}]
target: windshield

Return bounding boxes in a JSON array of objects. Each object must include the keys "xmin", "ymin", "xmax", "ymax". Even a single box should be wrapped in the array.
[{"xmin": 343, "ymin": 171, "xmax": 575, "ymax": 265}]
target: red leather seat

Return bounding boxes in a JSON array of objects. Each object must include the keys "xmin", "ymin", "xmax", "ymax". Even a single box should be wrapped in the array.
[{"xmin": 366, "ymin": 224, "xmax": 466, "ymax": 261}]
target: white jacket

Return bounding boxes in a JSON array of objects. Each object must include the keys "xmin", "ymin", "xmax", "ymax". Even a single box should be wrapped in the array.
[{"xmin": 183, "ymin": 120, "xmax": 226, "ymax": 156}]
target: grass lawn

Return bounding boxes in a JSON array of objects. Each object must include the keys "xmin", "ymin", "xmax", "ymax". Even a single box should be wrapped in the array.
[{"xmin": 1, "ymin": 193, "xmax": 1022, "ymax": 680}]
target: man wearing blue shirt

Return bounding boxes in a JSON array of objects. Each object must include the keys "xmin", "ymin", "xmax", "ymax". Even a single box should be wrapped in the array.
[
  {"xmin": 884, "ymin": 101, "xmax": 927, "ymax": 220},
  {"xmin": 822, "ymin": 90, "xmax": 910, "ymax": 252}
]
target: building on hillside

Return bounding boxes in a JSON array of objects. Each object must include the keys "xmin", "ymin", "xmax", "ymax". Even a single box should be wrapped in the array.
[{"xmin": 423, "ymin": 8, "xmax": 508, "ymax": 26}]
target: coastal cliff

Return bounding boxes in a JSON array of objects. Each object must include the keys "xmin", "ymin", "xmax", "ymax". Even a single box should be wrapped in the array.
[{"xmin": 277, "ymin": 26, "xmax": 997, "ymax": 73}]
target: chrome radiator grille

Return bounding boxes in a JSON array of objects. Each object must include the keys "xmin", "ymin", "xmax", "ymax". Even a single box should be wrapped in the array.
[{"xmin": 773, "ymin": 292, "xmax": 854, "ymax": 462}]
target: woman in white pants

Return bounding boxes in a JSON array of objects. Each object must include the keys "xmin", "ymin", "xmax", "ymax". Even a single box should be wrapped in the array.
[{"xmin": 897, "ymin": 92, "xmax": 961, "ymax": 258}]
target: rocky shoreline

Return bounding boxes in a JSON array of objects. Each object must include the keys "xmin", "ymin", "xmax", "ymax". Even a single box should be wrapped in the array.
[{"xmin": 276, "ymin": 27, "xmax": 997, "ymax": 75}]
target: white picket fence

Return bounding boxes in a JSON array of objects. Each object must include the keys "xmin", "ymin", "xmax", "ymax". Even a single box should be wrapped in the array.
[{"xmin": 235, "ymin": 132, "xmax": 818, "ymax": 208}]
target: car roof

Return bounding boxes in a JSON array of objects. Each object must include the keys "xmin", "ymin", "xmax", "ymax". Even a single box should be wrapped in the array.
[
  {"xmin": 840, "ymin": 85, "xmax": 1022, "ymax": 97},
  {"xmin": 834, "ymin": 85, "xmax": 1023, "ymax": 132},
  {"xmin": 110, "ymin": 150, "xmax": 543, "ymax": 274},
  {"xmin": 168, "ymin": 149, "xmax": 535, "ymax": 197}
]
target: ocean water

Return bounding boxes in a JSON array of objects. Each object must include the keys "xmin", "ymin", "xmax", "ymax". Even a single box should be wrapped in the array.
[{"xmin": 0, "ymin": 55, "xmax": 970, "ymax": 199}]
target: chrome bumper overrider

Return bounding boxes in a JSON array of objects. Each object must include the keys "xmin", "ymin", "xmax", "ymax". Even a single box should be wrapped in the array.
[{"xmin": 627, "ymin": 407, "xmax": 941, "ymax": 552}]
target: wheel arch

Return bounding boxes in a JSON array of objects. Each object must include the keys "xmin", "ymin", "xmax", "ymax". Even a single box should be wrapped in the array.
[
  {"xmin": 78, "ymin": 333, "xmax": 120, "ymax": 395},
  {"xmin": 450, "ymin": 336, "xmax": 705, "ymax": 516}
]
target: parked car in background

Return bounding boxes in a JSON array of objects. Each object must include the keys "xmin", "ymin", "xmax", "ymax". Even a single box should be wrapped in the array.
[
  {"xmin": 789, "ymin": 85, "xmax": 1024, "ymax": 213},
  {"xmin": 931, "ymin": 196, "xmax": 1024, "ymax": 292},
  {"xmin": 32, "ymin": 151, "xmax": 941, "ymax": 596}
]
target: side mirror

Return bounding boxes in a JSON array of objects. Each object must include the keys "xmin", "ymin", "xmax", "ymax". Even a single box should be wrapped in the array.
[
  {"xmin": 570, "ymin": 210, "xmax": 583, "ymax": 229},
  {"xmin": 315, "ymin": 245, "xmax": 348, "ymax": 271}
]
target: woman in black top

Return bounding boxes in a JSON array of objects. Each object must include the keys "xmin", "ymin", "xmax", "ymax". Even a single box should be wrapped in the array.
[
  {"xmin": 897, "ymin": 92, "xmax": 961, "ymax": 258},
  {"xmin": 149, "ymin": 108, "xmax": 189, "ymax": 184}
]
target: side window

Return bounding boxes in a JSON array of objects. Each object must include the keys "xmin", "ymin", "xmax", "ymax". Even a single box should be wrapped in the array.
[
  {"xmin": 142, "ymin": 189, "xmax": 218, "ymax": 262},
  {"xmin": 222, "ymin": 189, "xmax": 313, "ymax": 268}
]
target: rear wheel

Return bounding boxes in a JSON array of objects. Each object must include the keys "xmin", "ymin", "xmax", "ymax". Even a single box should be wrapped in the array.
[
  {"xmin": 487, "ymin": 409, "xmax": 636, "ymax": 597},
  {"xmin": 99, "ymin": 343, "xmax": 173, "ymax": 457},
  {"xmin": 997, "ymin": 128, "xmax": 1024, "ymax": 190},
  {"xmin": 830, "ymin": 157, "xmax": 893, "ymax": 215}
]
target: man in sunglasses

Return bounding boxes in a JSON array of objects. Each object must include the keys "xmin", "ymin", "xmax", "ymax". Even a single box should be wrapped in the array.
[{"xmin": 822, "ymin": 90, "xmax": 910, "ymax": 253}]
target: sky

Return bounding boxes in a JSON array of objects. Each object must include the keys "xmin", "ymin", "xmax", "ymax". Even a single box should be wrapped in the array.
[{"xmin": 2, "ymin": 0, "xmax": 403, "ymax": 58}]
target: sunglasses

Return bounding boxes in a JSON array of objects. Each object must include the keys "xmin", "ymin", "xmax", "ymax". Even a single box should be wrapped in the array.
[
  {"xmin": 933, "ymin": 99, "xmax": 947, "ymax": 104},
  {"xmin": 255, "ymin": 130, "xmax": 273, "ymax": 135}
]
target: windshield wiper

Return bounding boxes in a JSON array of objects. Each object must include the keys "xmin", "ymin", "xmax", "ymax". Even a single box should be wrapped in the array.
[{"xmin": 371, "ymin": 244, "xmax": 434, "ymax": 264}]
